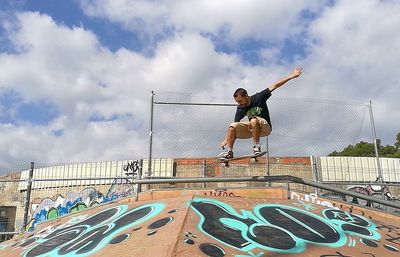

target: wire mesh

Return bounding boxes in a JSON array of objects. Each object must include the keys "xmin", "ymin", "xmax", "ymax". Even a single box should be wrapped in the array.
[
  {"xmin": 0, "ymin": 160, "xmax": 140, "ymax": 234},
  {"xmin": 151, "ymin": 91, "xmax": 370, "ymax": 158},
  {"xmin": 0, "ymin": 164, "xmax": 27, "ymax": 241},
  {"xmin": 0, "ymin": 163, "xmax": 32, "ymax": 176}
]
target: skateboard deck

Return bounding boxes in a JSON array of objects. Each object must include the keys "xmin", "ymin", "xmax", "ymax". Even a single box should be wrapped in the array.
[{"xmin": 219, "ymin": 151, "xmax": 267, "ymax": 166}]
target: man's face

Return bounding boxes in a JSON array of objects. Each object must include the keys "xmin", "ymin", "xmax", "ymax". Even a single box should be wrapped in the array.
[{"xmin": 234, "ymin": 95, "xmax": 249, "ymax": 107}]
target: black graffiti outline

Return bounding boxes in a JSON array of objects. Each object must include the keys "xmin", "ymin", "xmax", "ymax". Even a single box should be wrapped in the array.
[
  {"xmin": 21, "ymin": 203, "xmax": 164, "ymax": 257},
  {"xmin": 203, "ymin": 189, "xmax": 239, "ymax": 197},
  {"xmin": 190, "ymin": 198, "xmax": 382, "ymax": 254},
  {"xmin": 123, "ymin": 160, "xmax": 140, "ymax": 176},
  {"xmin": 385, "ymin": 233, "xmax": 400, "ymax": 245},
  {"xmin": 377, "ymin": 224, "xmax": 400, "ymax": 233},
  {"xmin": 323, "ymin": 209, "xmax": 380, "ymax": 240}
]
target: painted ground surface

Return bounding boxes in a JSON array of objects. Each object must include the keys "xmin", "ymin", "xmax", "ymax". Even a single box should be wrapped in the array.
[{"xmin": 0, "ymin": 188, "xmax": 399, "ymax": 257}]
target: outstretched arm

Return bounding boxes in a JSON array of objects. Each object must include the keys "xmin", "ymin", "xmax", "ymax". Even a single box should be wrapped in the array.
[{"xmin": 268, "ymin": 67, "xmax": 303, "ymax": 92}]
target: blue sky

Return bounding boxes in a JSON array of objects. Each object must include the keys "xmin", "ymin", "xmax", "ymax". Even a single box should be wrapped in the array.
[{"xmin": 0, "ymin": 0, "xmax": 399, "ymax": 164}]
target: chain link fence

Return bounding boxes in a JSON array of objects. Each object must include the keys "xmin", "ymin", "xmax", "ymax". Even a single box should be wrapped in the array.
[
  {"xmin": 0, "ymin": 163, "xmax": 32, "ymax": 242},
  {"xmin": 1, "ymin": 91, "xmax": 397, "ymax": 243},
  {"xmin": 1, "ymin": 158, "xmax": 400, "ymax": 243},
  {"xmin": 150, "ymin": 91, "xmax": 370, "ymax": 159},
  {"xmin": 0, "ymin": 160, "xmax": 140, "ymax": 242}
]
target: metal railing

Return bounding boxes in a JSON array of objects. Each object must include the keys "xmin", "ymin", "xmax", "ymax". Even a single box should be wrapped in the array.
[{"xmin": 1, "ymin": 157, "xmax": 399, "ymax": 243}]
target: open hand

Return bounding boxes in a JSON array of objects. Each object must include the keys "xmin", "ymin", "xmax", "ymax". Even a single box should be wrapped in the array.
[{"xmin": 291, "ymin": 67, "xmax": 303, "ymax": 78}]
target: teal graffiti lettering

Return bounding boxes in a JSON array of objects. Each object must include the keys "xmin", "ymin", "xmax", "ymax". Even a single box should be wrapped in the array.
[
  {"xmin": 23, "ymin": 203, "xmax": 164, "ymax": 257},
  {"xmin": 191, "ymin": 198, "xmax": 381, "ymax": 254}
]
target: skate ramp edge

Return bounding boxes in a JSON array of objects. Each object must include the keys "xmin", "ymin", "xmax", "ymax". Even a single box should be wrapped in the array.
[{"xmin": 0, "ymin": 187, "xmax": 399, "ymax": 257}]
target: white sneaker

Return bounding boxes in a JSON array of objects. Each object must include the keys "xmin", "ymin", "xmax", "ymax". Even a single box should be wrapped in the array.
[
  {"xmin": 253, "ymin": 145, "xmax": 261, "ymax": 155},
  {"xmin": 218, "ymin": 150, "xmax": 233, "ymax": 159}
]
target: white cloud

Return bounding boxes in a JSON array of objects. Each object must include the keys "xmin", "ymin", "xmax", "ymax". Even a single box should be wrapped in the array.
[
  {"xmin": 1, "ymin": 12, "xmax": 112, "ymax": 112},
  {"xmin": 298, "ymin": 0, "xmax": 400, "ymax": 146},
  {"xmin": 79, "ymin": 0, "xmax": 323, "ymax": 42},
  {"xmin": 0, "ymin": 11, "xmax": 259, "ymax": 163},
  {"xmin": 1, "ymin": 0, "xmax": 400, "ymax": 164},
  {"xmin": 0, "ymin": 12, "xmax": 152, "ymax": 163},
  {"xmin": 305, "ymin": 0, "xmax": 400, "ymax": 98}
]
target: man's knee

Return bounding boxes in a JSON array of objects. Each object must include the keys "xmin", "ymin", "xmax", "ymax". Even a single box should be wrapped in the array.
[
  {"xmin": 250, "ymin": 118, "xmax": 259, "ymax": 128},
  {"xmin": 228, "ymin": 124, "xmax": 239, "ymax": 139},
  {"xmin": 229, "ymin": 122, "xmax": 239, "ymax": 129}
]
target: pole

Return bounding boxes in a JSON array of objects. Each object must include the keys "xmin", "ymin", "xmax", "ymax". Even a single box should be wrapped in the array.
[
  {"xmin": 310, "ymin": 156, "xmax": 319, "ymax": 194},
  {"xmin": 368, "ymin": 100, "xmax": 383, "ymax": 182},
  {"xmin": 148, "ymin": 91, "xmax": 155, "ymax": 178},
  {"xmin": 22, "ymin": 162, "xmax": 34, "ymax": 232},
  {"xmin": 135, "ymin": 159, "xmax": 143, "ymax": 201},
  {"xmin": 128, "ymin": 175, "xmax": 400, "ymax": 210},
  {"xmin": 202, "ymin": 160, "xmax": 206, "ymax": 188},
  {"xmin": 265, "ymin": 136, "xmax": 271, "ymax": 186},
  {"xmin": 369, "ymin": 101, "xmax": 386, "ymax": 209}
]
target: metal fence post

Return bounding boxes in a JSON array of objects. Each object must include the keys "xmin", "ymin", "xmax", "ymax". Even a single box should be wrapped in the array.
[
  {"xmin": 369, "ymin": 100, "xmax": 386, "ymax": 208},
  {"xmin": 310, "ymin": 156, "xmax": 319, "ymax": 194},
  {"xmin": 148, "ymin": 91, "xmax": 155, "ymax": 178},
  {"xmin": 21, "ymin": 161, "xmax": 34, "ymax": 232},
  {"xmin": 135, "ymin": 159, "xmax": 143, "ymax": 201},
  {"xmin": 202, "ymin": 160, "xmax": 207, "ymax": 188},
  {"xmin": 143, "ymin": 91, "xmax": 155, "ymax": 192},
  {"xmin": 265, "ymin": 136, "xmax": 271, "ymax": 187},
  {"xmin": 368, "ymin": 101, "xmax": 383, "ymax": 182}
]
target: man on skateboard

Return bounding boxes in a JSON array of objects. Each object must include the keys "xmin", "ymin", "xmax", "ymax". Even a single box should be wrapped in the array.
[{"xmin": 219, "ymin": 67, "xmax": 303, "ymax": 160}]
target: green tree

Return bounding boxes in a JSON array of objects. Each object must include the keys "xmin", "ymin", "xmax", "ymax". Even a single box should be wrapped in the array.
[
  {"xmin": 329, "ymin": 133, "xmax": 400, "ymax": 157},
  {"xmin": 395, "ymin": 132, "xmax": 400, "ymax": 150},
  {"xmin": 329, "ymin": 141, "xmax": 375, "ymax": 157}
]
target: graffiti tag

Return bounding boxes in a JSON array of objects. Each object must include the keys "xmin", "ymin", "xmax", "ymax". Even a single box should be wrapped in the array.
[
  {"xmin": 191, "ymin": 198, "xmax": 380, "ymax": 254},
  {"xmin": 22, "ymin": 203, "xmax": 164, "ymax": 257}
]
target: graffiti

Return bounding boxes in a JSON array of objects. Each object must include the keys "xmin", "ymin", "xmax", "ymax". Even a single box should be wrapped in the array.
[
  {"xmin": 377, "ymin": 224, "xmax": 400, "ymax": 233},
  {"xmin": 370, "ymin": 224, "xmax": 400, "ymax": 252},
  {"xmin": 204, "ymin": 189, "xmax": 240, "ymax": 198},
  {"xmin": 26, "ymin": 179, "xmax": 134, "ymax": 232},
  {"xmin": 335, "ymin": 204, "xmax": 366, "ymax": 217},
  {"xmin": 123, "ymin": 160, "xmax": 140, "ymax": 176},
  {"xmin": 385, "ymin": 233, "xmax": 400, "ymax": 245},
  {"xmin": 383, "ymin": 244, "xmax": 400, "ymax": 252},
  {"xmin": 199, "ymin": 243, "xmax": 226, "ymax": 257},
  {"xmin": 348, "ymin": 185, "xmax": 393, "ymax": 200},
  {"xmin": 323, "ymin": 209, "xmax": 379, "ymax": 238},
  {"xmin": 320, "ymin": 252, "xmax": 376, "ymax": 257},
  {"xmin": 345, "ymin": 185, "xmax": 395, "ymax": 210},
  {"xmin": 2, "ymin": 194, "xmax": 400, "ymax": 256},
  {"xmin": 190, "ymin": 198, "xmax": 380, "ymax": 254},
  {"xmin": 318, "ymin": 195, "xmax": 371, "ymax": 217},
  {"xmin": 106, "ymin": 178, "xmax": 135, "ymax": 199},
  {"xmin": 323, "ymin": 185, "xmax": 397, "ymax": 212},
  {"xmin": 291, "ymin": 192, "xmax": 338, "ymax": 210},
  {"xmin": 20, "ymin": 203, "xmax": 164, "ymax": 257}
]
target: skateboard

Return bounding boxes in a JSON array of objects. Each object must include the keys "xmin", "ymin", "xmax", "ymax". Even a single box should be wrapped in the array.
[{"xmin": 219, "ymin": 151, "xmax": 267, "ymax": 166}]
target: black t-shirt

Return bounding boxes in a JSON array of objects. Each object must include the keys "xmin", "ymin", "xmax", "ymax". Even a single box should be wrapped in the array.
[{"xmin": 234, "ymin": 88, "xmax": 272, "ymax": 127}]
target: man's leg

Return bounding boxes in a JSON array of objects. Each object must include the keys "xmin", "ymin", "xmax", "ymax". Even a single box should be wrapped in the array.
[
  {"xmin": 226, "ymin": 126, "xmax": 236, "ymax": 149},
  {"xmin": 250, "ymin": 118, "xmax": 261, "ymax": 146},
  {"xmin": 220, "ymin": 126, "xmax": 237, "ymax": 149},
  {"xmin": 219, "ymin": 126, "xmax": 236, "ymax": 158}
]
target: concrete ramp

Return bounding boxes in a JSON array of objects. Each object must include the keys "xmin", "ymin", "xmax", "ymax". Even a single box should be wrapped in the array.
[{"xmin": 0, "ymin": 188, "xmax": 399, "ymax": 256}]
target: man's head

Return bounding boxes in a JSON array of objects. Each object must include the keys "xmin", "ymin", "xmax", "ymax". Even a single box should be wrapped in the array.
[{"xmin": 233, "ymin": 88, "xmax": 250, "ymax": 107}]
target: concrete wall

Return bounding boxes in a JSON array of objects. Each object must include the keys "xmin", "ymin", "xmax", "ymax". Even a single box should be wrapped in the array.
[{"xmin": 314, "ymin": 156, "xmax": 400, "ymax": 182}]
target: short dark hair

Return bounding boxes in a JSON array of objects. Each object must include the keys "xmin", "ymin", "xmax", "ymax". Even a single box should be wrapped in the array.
[{"xmin": 233, "ymin": 88, "xmax": 248, "ymax": 97}]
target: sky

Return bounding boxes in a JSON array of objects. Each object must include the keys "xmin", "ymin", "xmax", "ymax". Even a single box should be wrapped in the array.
[{"xmin": 0, "ymin": 0, "xmax": 399, "ymax": 165}]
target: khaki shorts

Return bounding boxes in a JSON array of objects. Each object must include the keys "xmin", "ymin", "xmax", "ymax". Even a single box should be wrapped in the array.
[{"xmin": 230, "ymin": 117, "xmax": 271, "ymax": 139}]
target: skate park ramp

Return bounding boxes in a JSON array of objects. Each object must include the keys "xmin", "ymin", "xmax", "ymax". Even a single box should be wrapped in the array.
[{"xmin": 1, "ymin": 187, "xmax": 400, "ymax": 257}]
